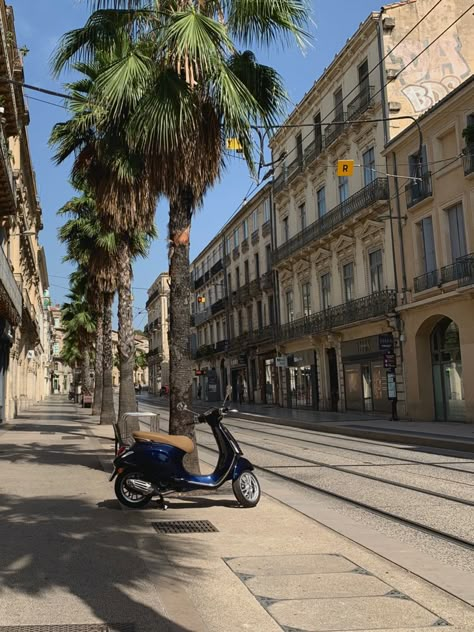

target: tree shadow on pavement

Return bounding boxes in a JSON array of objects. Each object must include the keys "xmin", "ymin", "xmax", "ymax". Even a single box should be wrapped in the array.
[
  {"xmin": 0, "ymin": 492, "xmax": 205, "ymax": 631},
  {"xmin": 0, "ymin": 441, "xmax": 110, "ymax": 471}
]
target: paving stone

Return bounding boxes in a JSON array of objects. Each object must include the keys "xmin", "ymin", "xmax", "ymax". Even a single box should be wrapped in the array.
[
  {"xmin": 227, "ymin": 554, "xmax": 357, "ymax": 576},
  {"xmin": 246, "ymin": 572, "xmax": 390, "ymax": 600},
  {"xmin": 268, "ymin": 596, "xmax": 442, "ymax": 631}
]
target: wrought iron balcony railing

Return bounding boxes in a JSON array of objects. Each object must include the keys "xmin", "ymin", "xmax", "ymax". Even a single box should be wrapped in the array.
[
  {"xmin": 194, "ymin": 308, "xmax": 211, "ymax": 326},
  {"xmin": 251, "ymin": 229, "xmax": 260, "ymax": 245},
  {"xmin": 287, "ymin": 156, "xmax": 303, "ymax": 184},
  {"xmin": 413, "ymin": 269, "xmax": 439, "ymax": 293},
  {"xmin": 347, "ymin": 86, "xmax": 374, "ymax": 121},
  {"xmin": 405, "ymin": 172, "xmax": 432, "ymax": 208},
  {"xmin": 304, "ymin": 135, "xmax": 324, "ymax": 168},
  {"xmin": 414, "ymin": 254, "xmax": 474, "ymax": 292},
  {"xmin": 273, "ymin": 178, "xmax": 388, "ymax": 266},
  {"xmin": 279, "ymin": 290, "xmax": 396, "ymax": 343},
  {"xmin": 273, "ymin": 170, "xmax": 287, "ymax": 195},
  {"xmin": 324, "ymin": 115, "xmax": 346, "ymax": 147},
  {"xmin": 0, "ymin": 251, "xmax": 21, "ymax": 322},
  {"xmin": 211, "ymin": 297, "xmax": 226, "ymax": 315},
  {"xmin": 463, "ymin": 150, "xmax": 474, "ymax": 176},
  {"xmin": 193, "ymin": 258, "xmax": 224, "ymax": 290},
  {"xmin": 0, "ymin": 125, "xmax": 15, "ymax": 213}
]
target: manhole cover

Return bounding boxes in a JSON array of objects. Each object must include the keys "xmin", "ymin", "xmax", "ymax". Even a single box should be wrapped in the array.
[
  {"xmin": 152, "ymin": 520, "xmax": 218, "ymax": 534},
  {"xmin": 0, "ymin": 626, "xmax": 135, "ymax": 632},
  {"xmin": 61, "ymin": 436, "xmax": 85, "ymax": 440}
]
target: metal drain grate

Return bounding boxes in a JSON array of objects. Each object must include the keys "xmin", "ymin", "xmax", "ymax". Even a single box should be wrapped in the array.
[
  {"xmin": 61, "ymin": 436, "xmax": 85, "ymax": 440},
  {"xmin": 0, "ymin": 626, "xmax": 135, "ymax": 632},
  {"xmin": 152, "ymin": 520, "xmax": 218, "ymax": 534}
]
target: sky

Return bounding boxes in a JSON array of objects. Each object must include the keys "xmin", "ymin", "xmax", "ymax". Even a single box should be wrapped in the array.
[{"xmin": 10, "ymin": 0, "xmax": 385, "ymax": 330}]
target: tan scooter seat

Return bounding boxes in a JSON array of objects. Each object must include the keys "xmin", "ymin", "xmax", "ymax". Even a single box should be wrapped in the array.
[{"xmin": 132, "ymin": 430, "xmax": 195, "ymax": 454}]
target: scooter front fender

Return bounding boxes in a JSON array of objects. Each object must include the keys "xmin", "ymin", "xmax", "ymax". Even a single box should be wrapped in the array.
[{"xmin": 232, "ymin": 457, "xmax": 254, "ymax": 481}]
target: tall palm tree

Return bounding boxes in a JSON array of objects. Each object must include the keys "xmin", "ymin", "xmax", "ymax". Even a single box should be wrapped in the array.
[
  {"xmin": 53, "ymin": 1, "xmax": 309, "ymax": 470},
  {"xmin": 50, "ymin": 56, "xmax": 157, "ymax": 422}
]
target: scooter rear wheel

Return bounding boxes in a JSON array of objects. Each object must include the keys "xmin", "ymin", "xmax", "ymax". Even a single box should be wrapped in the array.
[
  {"xmin": 115, "ymin": 470, "xmax": 152, "ymax": 509},
  {"xmin": 233, "ymin": 471, "xmax": 261, "ymax": 507}
]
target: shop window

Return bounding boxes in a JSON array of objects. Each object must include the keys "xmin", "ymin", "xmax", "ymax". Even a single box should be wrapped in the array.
[{"xmin": 369, "ymin": 249, "xmax": 383, "ymax": 293}]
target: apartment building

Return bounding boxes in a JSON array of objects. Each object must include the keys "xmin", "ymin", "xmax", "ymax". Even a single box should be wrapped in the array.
[
  {"xmin": 145, "ymin": 273, "xmax": 170, "ymax": 395},
  {"xmin": 50, "ymin": 305, "xmax": 72, "ymax": 395},
  {"xmin": 0, "ymin": 1, "xmax": 51, "ymax": 419},
  {"xmin": 385, "ymin": 76, "xmax": 474, "ymax": 422},
  {"xmin": 190, "ymin": 184, "xmax": 276, "ymax": 403},
  {"xmin": 269, "ymin": 0, "xmax": 473, "ymax": 414}
]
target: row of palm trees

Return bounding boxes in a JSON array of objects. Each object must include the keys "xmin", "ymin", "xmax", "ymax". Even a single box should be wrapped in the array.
[{"xmin": 51, "ymin": 0, "xmax": 309, "ymax": 452}]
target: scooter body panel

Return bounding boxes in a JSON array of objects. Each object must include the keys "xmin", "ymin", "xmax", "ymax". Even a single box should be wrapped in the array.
[{"xmin": 232, "ymin": 457, "xmax": 254, "ymax": 481}]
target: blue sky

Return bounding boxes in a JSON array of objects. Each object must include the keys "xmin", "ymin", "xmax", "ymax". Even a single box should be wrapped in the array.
[{"xmin": 11, "ymin": 0, "xmax": 383, "ymax": 330}]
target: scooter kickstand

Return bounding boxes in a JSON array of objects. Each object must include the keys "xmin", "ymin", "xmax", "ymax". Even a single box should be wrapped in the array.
[{"xmin": 156, "ymin": 495, "xmax": 169, "ymax": 511}]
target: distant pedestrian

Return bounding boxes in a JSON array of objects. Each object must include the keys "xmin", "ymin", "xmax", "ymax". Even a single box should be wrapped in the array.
[{"xmin": 197, "ymin": 384, "xmax": 202, "ymax": 400}]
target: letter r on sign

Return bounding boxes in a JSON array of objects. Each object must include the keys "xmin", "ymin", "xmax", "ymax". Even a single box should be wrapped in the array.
[{"xmin": 337, "ymin": 160, "xmax": 354, "ymax": 176}]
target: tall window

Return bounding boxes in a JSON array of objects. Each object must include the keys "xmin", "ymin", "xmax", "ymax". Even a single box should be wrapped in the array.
[
  {"xmin": 235, "ymin": 266, "xmax": 240, "ymax": 288},
  {"xmin": 343, "ymin": 262, "xmax": 354, "ymax": 302},
  {"xmin": 237, "ymin": 310, "xmax": 243, "ymax": 336},
  {"xmin": 244, "ymin": 260, "xmax": 250, "ymax": 284},
  {"xmin": 363, "ymin": 147, "xmax": 376, "ymax": 185},
  {"xmin": 302, "ymin": 282, "xmax": 311, "ymax": 316},
  {"xmin": 263, "ymin": 197, "xmax": 271, "ymax": 223},
  {"xmin": 320, "ymin": 273, "xmax": 331, "ymax": 309},
  {"xmin": 227, "ymin": 272, "xmax": 232, "ymax": 293},
  {"xmin": 216, "ymin": 320, "xmax": 221, "ymax": 341},
  {"xmin": 266, "ymin": 244, "xmax": 272, "ymax": 272},
  {"xmin": 247, "ymin": 305, "xmax": 253, "ymax": 333},
  {"xmin": 314, "ymin": 112, "xmax": 322, "ymax": 153},
  {"xmin": 334, "ymin": 87, "xmax": 343, "ymax": 121},
  {"xmin": 268, "ymin": 295, "xmax": 274, "ymax": 325},
  {"xmin": 53, "ymin": 342, "xmax": 60, "ymax": 356},
  {"xmin": 252, "ymin": 209, "xmax": 259, "ymax": 232},
  {"xmin": 226, "ymin": 236, "xmax": 231, "ymax": 256},
  {"xmin": 338, "ymin": 176, "xmax": 349, "ymax": 203},
  {"xmin": 229, "ymin": 314, "xmax": 235, "ymax": 338},
  {"xmin": 285, "ymin": 290, "xmax": 294, "ymax": 323},
  {"xmin": 296, "ymin": 132, "xmax": 303, "ymax": 165},
  {"xmin": 254, "ymin": 253, "xmax": 260, "ymax": 279},
  {"xmin": 282, "ymin": 216, "xmax": 290, "ymax": 242},
  {"xmin": 409, "ymin": 145, "xmax": 428, "ymax": 179},
  {"xmin": 218, "ymin": 242, "xmax": 224, "ymax": 260},
  {"xmin": 418, "ymin": 217, "xmax": 437, "ymax": 273},
  {"xmin": 369, "ymin": 249, "xmax": 383, "ymax": 293},
  {"xmin": 256, "ymin": 300, "xmax": 263, "ymax": 329},
  {"xmin": 242, "ymin": 218, "xmax": 249, "ymax": 240},
  {"xmin": 358, "ymin": 59, "xmax": 369, "ymax": 96},
  {"xmin": 447, "ymin": 203, "xmax": 467, "ymax": 261},
  {"xmin": 299, "ymin": 203, "xmax": 307, "ymax": 231},
  {"xmin": 317, "ymin": 186, "xmax": 326, "ymax": 217}
]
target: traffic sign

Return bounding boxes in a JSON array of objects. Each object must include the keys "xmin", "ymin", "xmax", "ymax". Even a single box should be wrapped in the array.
[{"xmin": 337, "ymin": 160, "xmax": 354, "ymax": 176}]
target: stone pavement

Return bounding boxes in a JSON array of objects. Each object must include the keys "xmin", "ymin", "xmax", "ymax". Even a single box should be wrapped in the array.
[{"xmin": 1, "ymin": 397, "xmax": 474, "ymax": 632}]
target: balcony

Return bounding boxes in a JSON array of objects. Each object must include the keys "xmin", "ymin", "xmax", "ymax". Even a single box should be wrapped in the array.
[
  {"xmin": 232, "ymin": 246, "xmax": 240, "ymax": 261},
  {"xmin": 0, "ymin": 252, "xmax": 21, "ymax": 324},
  {"xmin": 260, "ymin": 271, "xmax": 273, "ymax": 291},
  {"xmin": 324, "ymin": 115, "xmax": 346, "ymax": 147},
  {"xmin": 194, "ymin": 340, "xmax": 228, "ymax": 359},
  {"xmin": 273, "ymin": 171, "xmax": 286, "ymax": 195},
  {"xmin": 0, "ymin": 125, "xmax": 16, "ymax": 216},
  {"xmin": 279, "ymin": 290, "xmax": 396, "ymax": 343},
  {"xmin": 273, "ymin": 178, "xmax": 388, "ymax": 266},
  {"xmin": 287, "ymin": 156, "xmax": 304, "ymax": 184},
  {"xmin": 304, "ymin": 135, "xmax": 324, "ymax": 168},
  {"xmin": 249, "ymin": 278, "xmax": 261, "ymax": 298},
  {"xmin": 241, "ymin": 238, "xmax": 249, "ymax": 253},
  {"xmin": 414, "ymin": 254, "xmax": 474, "ymax": 293},
  {"xmin": 405, "ymin": 172, "xmax": 432, "ymax": 208},
  {"xmin": 251, "ymin": 229, "xmax": 260, "ymax": 245},
  {"xmin": 463, "ymin": 150, "xmax": 474, "ymax": 176},
  {"xmin": 232, "ymin": 284, "xmax": 250, "ymax": 305},
  {"xmin": 145, "ymin": 288, "xmax": 160, "ymax": 308},
  {"xmin": 211, "ymin": 297, "xmax": 226, "ymax": 315},
  {"xmin": 413, "ymin": 269, "xmax": 439, "ymax": 293},
  {"xmin": 194, "ymin": 307, "xmax": 211, "ymax": 327},
  {"xmin": 193, "ymin": 259, "xmax": 224, "ymax": 291},
  {"xmin": 262, "ymin": 220, "xmax": 271, "ymax": 237},
  {"xmin": 347, "ymin": 86, "xmax": 374, "ymax": 121},
  {"xmin": 210, "ymin": 258, "xmax": 224, "ymax": 276}
]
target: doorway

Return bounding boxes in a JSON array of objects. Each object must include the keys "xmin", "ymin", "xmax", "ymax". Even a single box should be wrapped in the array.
[
  {"xmin": 327, "ymin": 348, "xmax": 339, "ymax": 411},
  {"xmin": 431, "ymin": 318, "xmax": 465, "ymax": 421}
]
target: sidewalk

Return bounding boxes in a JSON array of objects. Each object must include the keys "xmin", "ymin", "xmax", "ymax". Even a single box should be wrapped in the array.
[
  {"xmin": 1, "ymin": 396, "xmax": 474, "ymax": 631},
  {"xmin": 139, "ymin": 392, "xmax": 474, "ymax": 453}
]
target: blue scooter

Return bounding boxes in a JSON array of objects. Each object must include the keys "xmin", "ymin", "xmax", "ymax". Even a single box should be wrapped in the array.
[{"xmin": 110, "ymin": 396, "xmax": 261, "ymax": 509}]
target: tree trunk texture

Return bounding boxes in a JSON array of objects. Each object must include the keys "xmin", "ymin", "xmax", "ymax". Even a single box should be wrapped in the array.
[
  {"xmin": 82, "ymin": 349, "xmax": 92, "ymax": 394},
  {"xmin": 100, "ymin": 292, "xmax": 116, "ymax": 425},
  {"xmin": 92, "ymin": 295, "xmax": 104, "ymax": 416},
  {"xmin": 118, "ymin": 244, "xmax": 137, "ymax": 421},
  {"xmin": 169, "ymin": 191, "xmax": 199, "ymax": 473}
]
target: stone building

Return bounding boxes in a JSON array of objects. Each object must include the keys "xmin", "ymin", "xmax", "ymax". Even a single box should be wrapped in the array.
[
  {"xmin": 145, "ymin": 273, "xmax": 170, "ymax": 395},
  {"xmin": 49, "ymin": 305, "xmax": 72, "ymax": 395},
  {"xmin": 385, "ymin": 76, "xmax": 474, "ymax": 422}
]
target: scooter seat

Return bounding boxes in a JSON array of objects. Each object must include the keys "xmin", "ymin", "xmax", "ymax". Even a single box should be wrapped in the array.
[{"xmin": 132, "ymin": 430, "xmax": 195, "ymax": 454}]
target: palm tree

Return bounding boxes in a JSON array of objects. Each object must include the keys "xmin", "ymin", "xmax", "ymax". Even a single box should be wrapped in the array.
[
  {"xmin": 50, "ymin": 56, "xmax": 157, "ymax": 422},
  {"xmin": 53, "ymin": 1, "xmax": 309, "ymax": 470}
]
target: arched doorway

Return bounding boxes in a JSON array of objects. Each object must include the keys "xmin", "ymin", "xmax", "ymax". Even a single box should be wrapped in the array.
[{"xmin": 431, "ymin": 318, "xmax": 465, "ymax": 421}]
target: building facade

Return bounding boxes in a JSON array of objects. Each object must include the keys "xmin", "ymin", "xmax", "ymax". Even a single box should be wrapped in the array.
[
  {"xmin": 145, "ymin": 273, "xmax": 170, "ymax": 395},
  {"xmin": 0, "ymin": 1, "xmax": 51, "ymax": 420},
  {"xmin": 190, "ymin": 184, "xmax": 276, "ymax": 403},
  {"xmin": 386, "ymin": 76, "xmax": 474, "ymax": 422},
  {"xmin": 50, "ymin": 305, "xmax": 72, "ymax": 395},
  {"xmin": 268, "ymin": 0, "xmax": 473, "ymax": 414}
]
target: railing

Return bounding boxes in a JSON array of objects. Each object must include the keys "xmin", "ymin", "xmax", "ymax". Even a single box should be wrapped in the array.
[
  {"xmin": 262, "ymin": 220, "xmax": 271, "ymax": 237},
  {"xmin": 347, "ymin": 86, "xmax": 374, "ymax": 121},
  {"xmin": 261, "ymin": 271, "xmax": 273, "ymax": 291},
  {"xmin": 249, "ymin": 278, "xmax": 261, "ymax": 298},
  {"xmin": 251, "ymin": 229, "xmax": 260, "ymax": 245},
  {"xmin": 279, "ymin": 290, "xmax": 396, "ymax": 343},
  {"xmin": 193, "ymin": 259, "xmax": 224, "ymax": 290},
  {"xmin": 210, "ymin": 258, "xmax": 224, "ymax": 275},
  {"xmin": 0, "ymin": 249, "xmax": 21, "ymax": 319},
  {"xmin": 273, "ymin": 170, "xmax": 286, "ymax": 195},
  {"xmin": 241, "ymin": 238, "xmax": 249, "ymax": 253},
  {"xmin": 232, "ymin": 284, "xmax": 250, "ymax": 305},
  {"xmin": 145, "ymin": 288, "xmax": 160, "ymax": 308},
  {"xmin": 194, "ymin": 307, "xmax": 211, "ymax": 326},
  {"xmin": 273, "ymin": 178, "xmax": 388, "ymax": 266},
  {"xmin": 0, "ymin": 125, "xmax": 15, "ymax": 204},
  {"xmin": 405, "ymin": 172, "xmax": 432, "ymax": 208},
  {"xmin": 414, "ymin": 254, "xmax": 474, "ymax": 292},
  {"xmin": 458, "ymin": 255, "xmax": 474, "ymax": 288},
  {"xmin": 287, "ymin": 156, "xmax": 303, "ymax": 184},
  {"xmin": 463, "ymin": 150, "xmax": 474, "ymax": 176},
  {"xmin": 324, "ymin": 115, "xmax": 346, "ymax": 147},
  {"xmin": 232, "ymin": 246, "xmax": 240, "ymax": 260},
  {"xmin": 211, "ymin": 297, "xmax": 226, "ymax": 315},
  {"xmin": 304, "ymin": 135, "xmax": 324, "ymax": 168},
  {"xmin": 413, "ymin": 269, "xmax": 439, "ymax": 293}
]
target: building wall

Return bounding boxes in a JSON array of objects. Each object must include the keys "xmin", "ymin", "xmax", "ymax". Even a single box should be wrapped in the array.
[{"xmin": 146, "ymin": 273, "xmax": 170, "ymax": 394}]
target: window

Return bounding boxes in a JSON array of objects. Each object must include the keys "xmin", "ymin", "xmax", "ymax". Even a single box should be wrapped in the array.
[
  {"xmin": 210, "ymin": 323, "xmax": 214, "ymax": 344},
  {"xmin": 208, "ymin": 287, "xmax": 213, "ymax": 305},
  {"xmin": 238, "ymin": 310, "xmax": 243, "ymax": 336},
  {"xmin": 363, "ymin": 147, "xmax": 375, "ymax": 186},
  {"xmin": 282, "ymin": 217, "xmax": 290, "ymax": 242},
  {"xmin": 263, "ymin": 197, "xmax": 271, "ymax": 223},
  {"xmin": 409, "ymin": 145, "xmax": 428, "ymax": 178},
  {"xmin": 235, "ymin": 266, "xmax": 240, "ymax": 288},
  {"xmin": 252, "ymin": 209, "xmax": 259, "ymax": 232},
  {"xmin": 285, "ymin": 290, "xmax": 294, "ymax": 323},
  {"xmin": 338, "ymin": 176, "xmax": 349, "ymax": 203},
  {"xmin": 226, "ymin": 236, "xmax": 231, "ymax": 256},
  {"xmin": 334, "ymin": 87, "xmax": 343, "ymax": 121},
  {"xmin": 229, "ymin": 314, "xmax": 235, "ymax": 338},
  {"xmin": 343, "ymin": 262, "xmax": 354, "ymax": 302},
  {"xmin": 244, "ymin": 260, "xmax": 250, "ymax": 284},
  {"xmin": 216, "ymin": 320, "xmax": 221, "ymax": 341},
  {"xmin": 206, "ymin": 255, "xmax": 211, "ymax": 272},
  {"xmin": 266, "ymin": 244, "xmax": 272, "ymax": 272},
  {"xmin": 247, "ymin": 305, "xmax": 253, "ymax": 333},
  {"xmin": 317, "ymin": 186, "xmax": 326, "ymax": 217},
  {"xmin": 53, "ymin": 342, "xmax": 60, "ymax": 356},
  {"xmin": 302, "ymin": 282, "xmax": 311, "ymax": 316},
  {"xmin": 418, "ymin": 217, "xmax": 437, "ymax": 273},
  {"xmin": 369, "ymin": 249, "xmax": 383, "ymax": 293},
  {"xmin": 242, "ymin": 219, "xmax": 249, "ymax": 241},
  {"xmin": 227, "ymin": 272, "xmax": 232, "ymax": 293},
  {"xmin": 256, "ymin": 300, "xmax": 263, "ymax": 330},
  {"xmin": 233, "ymin": 227, "xmax": 239, "ymax": 248},
  {"xmin": 320, "ymin": 273, "xmax": 331, "ymax": 309},
  {"xmin": 447, "ymin": 203, "xmax": 467, "ymax": 261},
  {"xmin": 268, "ymin": 295, "xmax": 274, "ymax": 325},
  {"xmin": 54, "ymin": 318, "xmax": 60, "ymax": 328},
  {"xmin": 296, "ymin": 132, "xmax": 303, "ymax": 165},
  {"xmin": 299, "ymin": 203, "xmax": 306, "ymax": 231},
  {"xmin": 314, "ymin": 112, "xmax": 322, "ymax": 153},
  {"xmin": 254, "ymin": 253, "xmax": 260, "ymax": 279},
  {"xmin": 218, "ymin": 243, "xmax": 224, "ymax": 260},
  {"xmin": 358, "ymin": 59, "xmax": 369, "ymax": 95}
]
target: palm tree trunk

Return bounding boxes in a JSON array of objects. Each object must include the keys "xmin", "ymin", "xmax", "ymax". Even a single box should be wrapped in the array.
[
  {"xmin": 168, "ymin": 190, "xmax": 199, "ymax": 473},
  {"xmin": 118, "ymin": 243, "xmax": 137, "ymax": 420},
  {"xmin": 101, "ymin": 291, "xmax": 116, "ymax": 424},
  {"xmin": 92, "ymin": 294, "xmax": 104, "ymax": 415},
  {"xmin": 81, "ymin": 350, "xmax": 92, "ymax": 394}
]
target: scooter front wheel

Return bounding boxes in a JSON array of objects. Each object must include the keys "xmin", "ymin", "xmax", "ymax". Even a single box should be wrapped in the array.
[
  {"xmin": 233, "ymin": 471, "xmax": 261, "ymax": 508},
  {"xmin": 115, "ymin": 471, "xmax": 152, "ymax": 509}
]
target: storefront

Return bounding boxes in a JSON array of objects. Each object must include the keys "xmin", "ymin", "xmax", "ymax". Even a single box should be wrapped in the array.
[
  {"xmin": 230, "ymin": 354, "xmax": 248, "ymax": 403},
  {"xmin": 263, "ymin": 357, "xmax": 277, "ymax": 404},
  {"xmin": 342, "ymin": 334, "xmax": 394, "ymax": 414},
  {"xmin": 286, "ymin": 350, "xmax": 318, "ymax": 409}
]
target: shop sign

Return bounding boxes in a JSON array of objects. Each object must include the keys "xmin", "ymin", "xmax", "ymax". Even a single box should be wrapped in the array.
[
  {"xmin": 384, "ymin": 352, "xmax": 396, "ymax": 369},
  {"xmin": 378, "ymin": 333, "xmax": 394, "ymax": 351},
  {"xmin": 276, "ymin": 356, "xmax": 288, "ymax": 368},
  {"xmin": 387, "ymin": 370, "xmax": 397, "ymax": 400}
]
